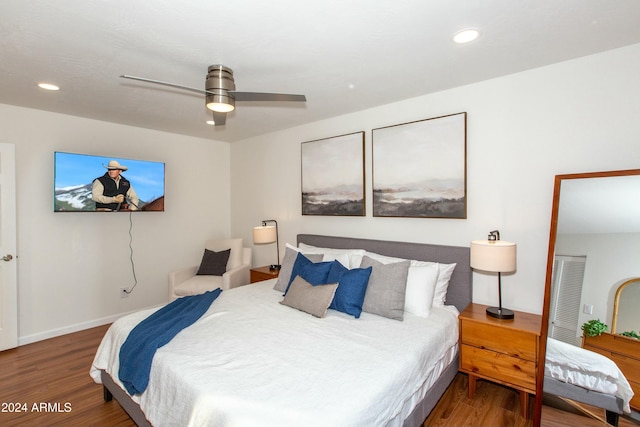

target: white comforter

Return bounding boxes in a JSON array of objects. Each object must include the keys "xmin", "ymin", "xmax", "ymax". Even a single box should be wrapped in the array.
[
  {"xmin": 545, "ymin": 337, "xmax": 634, "ymax": 412},
  {"xmin": 91, "ymin": 280, "xmax": 459, "ymax": 427}
]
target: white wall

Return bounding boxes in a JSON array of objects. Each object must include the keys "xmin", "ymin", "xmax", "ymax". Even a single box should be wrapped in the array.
[
  {"xmin": 0, "ymin": 104, "xmax": 231, "ymax": 344},
  {"xmin": 231, "ymin": 43, "xmax": 640, "ymax": 316},
  {"xmin": 3, "ymin": 42, "xmax": 640, "ymax": 344}
]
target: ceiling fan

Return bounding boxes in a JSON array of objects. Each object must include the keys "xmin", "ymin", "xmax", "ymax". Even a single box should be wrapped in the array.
[{"xmin": 120, "ymin": 65, "xmax": 306, "ymax": 126}]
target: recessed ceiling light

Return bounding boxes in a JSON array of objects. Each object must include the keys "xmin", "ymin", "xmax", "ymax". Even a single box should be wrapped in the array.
[
  {"xmin": 38, "ymin": 82, "xmax": 60, "ymax": 91},
  {"xmin": 206, "ymin": 120, "xmax": 216, "ymax": 125},
  {"xmin": 453, "ymin": 29, "xmax": 479, "ymax": 44}
]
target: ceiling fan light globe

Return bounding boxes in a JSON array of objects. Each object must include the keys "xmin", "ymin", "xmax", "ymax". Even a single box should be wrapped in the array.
[
  {"xmin": 206, "ymin": 92, "xmax": 235, "ymax": 113},
  {"xmin": 206, "ymin": 102, "xmax": 235, "ymax": 113}
]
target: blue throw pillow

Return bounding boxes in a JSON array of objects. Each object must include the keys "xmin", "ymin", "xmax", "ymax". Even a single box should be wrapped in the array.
[
  {"xmin": 326, "ymin": 261, "xmax": 372, "ymax": 318},
  {"xmin": 284, "ymin": 252, "xmax": 333, "ymax": 295}
]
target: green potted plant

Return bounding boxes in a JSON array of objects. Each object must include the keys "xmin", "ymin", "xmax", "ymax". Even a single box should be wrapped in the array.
[
  {"xmin": 620, "ymin": 330, "xmax": 640, "ymax": 340},
  {"xmin": 581, "ymin": 319, "xmax": 608, "ymax": 337}
]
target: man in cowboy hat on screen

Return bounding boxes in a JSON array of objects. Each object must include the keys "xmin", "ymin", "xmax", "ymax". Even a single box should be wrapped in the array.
[{"xmin": 91, "ymin": 160, "xmax": 140, "ymax": 211}]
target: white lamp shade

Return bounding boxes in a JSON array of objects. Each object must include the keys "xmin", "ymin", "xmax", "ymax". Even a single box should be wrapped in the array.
[
  {"xmin": 253, "ymin": 225, "xmax": 277, "ymax": 244},
  {"xmin": 470, "ymin": 240, "xmax": 517, "ymax": 273}
]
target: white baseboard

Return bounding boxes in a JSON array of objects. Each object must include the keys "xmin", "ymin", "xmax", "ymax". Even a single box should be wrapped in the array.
[{"xmin": 18, "ymin": 305, "xmax": 162, "ymax": 346}]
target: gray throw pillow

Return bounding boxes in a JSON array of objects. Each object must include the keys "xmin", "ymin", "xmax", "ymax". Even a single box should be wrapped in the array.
[
  {"xmin": 196, "ymin": 248, "xmax": 231, "ymax": 276},
  {"xmin": 273, "ymin": 247, "xmax": 323, "ymax": 292},
  {"xmin": 360, "ymin": 255, "xmax": 410, "ymax": 320},
  {"xmin": 280, "ymin": 276, "xmax": 338, "ymax": 318}
]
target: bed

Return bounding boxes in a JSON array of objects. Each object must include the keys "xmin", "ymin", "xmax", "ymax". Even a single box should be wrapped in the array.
[
  {"xmin": 543, "ymin": 337, "xmax": 634, "ymax": 426},
  {"xmin": 91, "ymin": 234, "xmax": 472, "ymax": 426}
]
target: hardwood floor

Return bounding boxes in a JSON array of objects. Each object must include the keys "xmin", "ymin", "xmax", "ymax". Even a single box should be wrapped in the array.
[
  {"xmin": 0, "ymin": 325, "xmax": 637, "ymax": 427},
  {"xmin": 0, "ymin": 324, "xmax": 135, "ymax": 427},
  {"xmin": 426, "ymin": 373, "xmax": 640, "ymax": 427},
  {"xmin": 424, "ymin": 373, "xmax": 532, "ymax": 427}
]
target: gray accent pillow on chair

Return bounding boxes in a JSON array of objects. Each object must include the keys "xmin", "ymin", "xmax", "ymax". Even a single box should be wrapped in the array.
[
  {"xmin": 205, "ymin": 238, "xmax": 243, "ymax": 271},
  {"xmin": 196, "ymin": 248, "xmax": 231, "ymax": 276}
]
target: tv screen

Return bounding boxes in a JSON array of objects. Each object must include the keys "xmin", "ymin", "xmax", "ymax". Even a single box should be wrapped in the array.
[{"xmin": 54, "ymin": 152, "xmax": 165, "ymax": 212}]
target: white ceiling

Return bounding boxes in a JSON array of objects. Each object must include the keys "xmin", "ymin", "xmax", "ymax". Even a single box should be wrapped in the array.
[{"xmin": 2, "ymin": 1, "xmax": 640, "ymax": 143}]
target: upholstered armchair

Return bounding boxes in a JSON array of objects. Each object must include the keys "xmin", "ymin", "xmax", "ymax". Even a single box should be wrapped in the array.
[{"xmin": 168, "ymin": 238, "xmax": 252, "ymax": 301}]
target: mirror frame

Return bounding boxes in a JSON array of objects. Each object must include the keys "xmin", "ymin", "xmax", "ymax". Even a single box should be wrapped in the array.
[
  {"xmin": 534, "ymin": 168, "xmax": 640, "ymax": 426},
  {"xmin": 612, "ymin": 277, "xmax": 640, "ymax": 334}
]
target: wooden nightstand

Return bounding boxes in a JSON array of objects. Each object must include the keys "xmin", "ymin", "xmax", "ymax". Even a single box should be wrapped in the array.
[
  {"xmin": 250, "ymin": 266, "xmax": 280, "ymax": 283},
  {"xmin": 458, "ymin": 303, "xmax": 541, "ymax": 419}
]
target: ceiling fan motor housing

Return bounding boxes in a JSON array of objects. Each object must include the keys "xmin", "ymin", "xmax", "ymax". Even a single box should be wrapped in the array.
[{"xmin": 206, "ymin": 65, "xmax": 236, "ymax": 112}]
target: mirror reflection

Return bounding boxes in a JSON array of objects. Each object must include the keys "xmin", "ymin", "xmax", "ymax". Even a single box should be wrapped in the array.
[
  {"xmin": 539, "ymin": 170, "xmax": 640, "ymax": 425},
  {"xmin": 612, "ymin": 278, "xmax": 640, "ymax": 335},
  {"xmin": 551, "ymin": 174, "xmax": 640, "ymax": 345}
]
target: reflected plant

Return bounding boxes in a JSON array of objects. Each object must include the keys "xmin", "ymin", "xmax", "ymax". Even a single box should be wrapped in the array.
[
  {"xmin": 620, "ymin": 330, "xmax": 640, "ymax": 339},
  {"xmin": 581, "ymin": 319, "xmax": 608, "ymax": 337}
]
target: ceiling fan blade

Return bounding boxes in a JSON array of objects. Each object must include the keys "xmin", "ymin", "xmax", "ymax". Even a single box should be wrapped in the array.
[
  {"xmin": 122, "ymin": 68, "xmax": 305, "ymax": 128},
  {"xmin": 212, "ymin": 111, "xmax": 226, "ymax": 126},
  {"xmin": 230, "ymin": 92, "xmax": 306, "ymax": 102},
  {"xmin": 120, "ymin": 75, "xmax": 212, "ymax": 96}
]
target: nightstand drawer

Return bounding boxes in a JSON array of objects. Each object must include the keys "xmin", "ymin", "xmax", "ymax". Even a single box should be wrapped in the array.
[
  {"xmin": 461, "ymin": 320, "xmax": 537, "ymax": 362},
  {"xmin": 460, "ymin": 344, "xmax": 536, "ymax": 392}
]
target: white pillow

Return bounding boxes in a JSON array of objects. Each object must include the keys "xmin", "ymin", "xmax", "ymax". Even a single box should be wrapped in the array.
[
  {"xmin": 404, "ymin": 263, "xmax": 439, "ymax": 317},
  {"xmin": 362, "ymin": 251, "xmax": 456, "ymax": 311},
  {"xmin": 324, "ymin": 253, "xmax": 350, "ymax": 268},
  {"xmin": 297, "ymin": 243, "xmax": 365, "ymax": 269},
  {"xmin": 406, "ymin": 259, "xmax": 456, "ymax": 307},
  {"xmin": 432, "ymin": 262, "xmax": 456, "ymax": 307},
  {"xmin": 284, "ymin": 243, "xmax": 348, "ymax": 268}
]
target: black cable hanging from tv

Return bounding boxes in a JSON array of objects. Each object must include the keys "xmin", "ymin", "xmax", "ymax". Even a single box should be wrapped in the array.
[{"xmin": 122, "ymin": 211, "xmax": 138, "ymax": 295}]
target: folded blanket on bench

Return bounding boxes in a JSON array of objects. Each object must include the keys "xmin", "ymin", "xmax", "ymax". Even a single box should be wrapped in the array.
[{"xmin": 119, "ymin": 288, "xmax": 222, "ymax": 395}]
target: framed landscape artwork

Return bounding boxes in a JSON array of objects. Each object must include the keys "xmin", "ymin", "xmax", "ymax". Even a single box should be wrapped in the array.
[
  {"xmin": 301, "ymin": 132, "xmax": 365, "ymax": 216},
  {"xmin": 372, "ymin": 112, "xmax": 467, "ymax": 218}
]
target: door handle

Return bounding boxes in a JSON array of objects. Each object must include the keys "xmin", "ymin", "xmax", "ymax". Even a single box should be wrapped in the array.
[{"xmin": 2, "ymin": 254, "xmax": 13, "ymax": 261}]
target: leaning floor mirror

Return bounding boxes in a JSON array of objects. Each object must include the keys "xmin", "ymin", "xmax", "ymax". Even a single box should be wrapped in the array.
[{"xmin": 534, "ymin": 169, "xmax": 640, "ymax": 426}]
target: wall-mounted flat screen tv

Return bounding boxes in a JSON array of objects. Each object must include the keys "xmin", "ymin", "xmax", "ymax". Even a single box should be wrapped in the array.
[{"xmin": 54, "ymin": 152, "xmax": 165, "ymax": 212}]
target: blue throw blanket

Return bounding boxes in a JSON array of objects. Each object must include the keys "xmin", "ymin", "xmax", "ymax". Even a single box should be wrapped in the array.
[{"xmin": 118, "ymin": 288, "xmax": 222, "ymax": 395}]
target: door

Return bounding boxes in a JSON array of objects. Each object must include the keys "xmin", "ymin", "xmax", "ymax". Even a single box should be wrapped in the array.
[
  {"xmin": 549, "ymin": 255, "xmax": 586, "ymax": 346},
  {"xmin": 0, "ymin": 143, "xmax": 17, "ymax": 350}
]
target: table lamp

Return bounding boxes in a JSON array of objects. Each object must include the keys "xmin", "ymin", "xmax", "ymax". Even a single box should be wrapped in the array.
[
  {"xmin": 470, "ymin": 230, "xmax": 517, "ymax": 319},
  {"xmin": 252, "ymin": 219, "xmax": 280, "ymax": 270}
]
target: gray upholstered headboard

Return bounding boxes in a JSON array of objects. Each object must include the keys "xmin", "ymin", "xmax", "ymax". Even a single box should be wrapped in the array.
[{"xmin": 297, "ymin": 234, "xmax": 472, "ymax": 313}]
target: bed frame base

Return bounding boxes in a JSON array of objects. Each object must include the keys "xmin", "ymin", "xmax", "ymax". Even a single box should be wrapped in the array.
[
  {"xmin": 543, "ymin": 376, "xmax": 623, "ymax": 427},
  {"xmin": 101, "ymin": 370, "xmax": 152, "ymax": 427},
  {"xmin": 556, "ymin": 395, "xmax": 619, "ymax": 427},
  {"xmin": 403, "ymin": 354, "xmax": 459, "ymax": 427},
  {"xmin": 607, "ymin": 411, "xmax": 620, "ymax": 426},
  {"xmin": 103, "ymin": 383, "xmax": 112, "ymax": 402}
]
